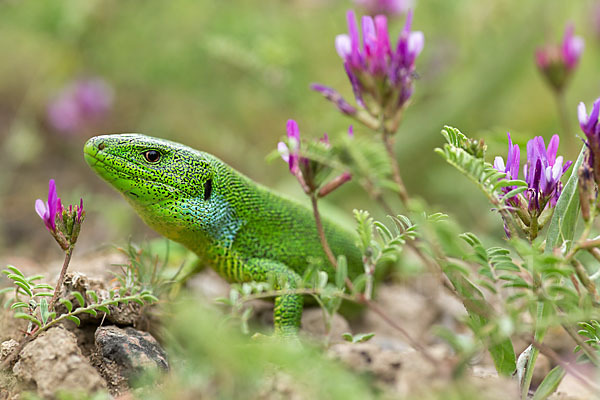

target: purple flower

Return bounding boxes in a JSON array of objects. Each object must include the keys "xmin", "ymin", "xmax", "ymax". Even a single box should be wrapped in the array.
[
  {"xmin": 578, "ymin": 98, "xmax": 600, "ymax": 184},
  {"xmin": 355, "ymin": 0, "xmax": 413, "ymax": 16},
  {"xmin": 535, "ymin": 23, "xmax": 583, "ymax": 91},
  {"xmin": 494, "ymin": 133, "xmax": 572, "ymax": 213},
  {"xmin": 561, "ymin": 24, "xmax": 585, "ymax": 70},
  {"xmin": 35, "ymin": 179, "xmax": 60, "ymax": 231},
  {"xmin": 313, "ymin": 9, "xmax": 424, "ymax": 130},
  {"xmin": 310, "ymin": 84, "xmax": 357, "ymax": 115},
  {"xmin": 278, "ymin": 119, "xmax": 351, "ymax": 195},
  {"xmin": 279, "ymin": 119, "xmax": 301, "ymax": 175},
  {"xmin": 523, "ymin": 135, "xmax": 571, "ymax": 210},
  {"xmin": 47, "ymin": 78, "xmax": 113, "ymax": 135},
  {"xmin": 35, "ymin": 179, "xmax": 86, "ymax": 249}
]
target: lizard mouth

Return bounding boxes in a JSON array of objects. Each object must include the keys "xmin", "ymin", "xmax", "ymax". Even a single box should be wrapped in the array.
[{"xmin": 84, "ymin": 138, "xmax": 182, "ymax": 199}]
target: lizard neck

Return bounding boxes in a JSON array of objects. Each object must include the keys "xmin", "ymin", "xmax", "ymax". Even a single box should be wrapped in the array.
[{"xmin": 127, "ymin": 160, "xmax": 247, "ymax": 261}]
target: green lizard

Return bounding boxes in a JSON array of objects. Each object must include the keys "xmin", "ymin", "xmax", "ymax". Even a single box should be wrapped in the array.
[{"xmin": 84, "ymin": 134, "xmax": 362, "ymax": 335}]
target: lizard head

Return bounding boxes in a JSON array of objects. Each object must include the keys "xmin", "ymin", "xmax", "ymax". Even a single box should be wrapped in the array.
[{"xmin": 84, "ymin": 134, "xmax": 216, "ymax": 242}]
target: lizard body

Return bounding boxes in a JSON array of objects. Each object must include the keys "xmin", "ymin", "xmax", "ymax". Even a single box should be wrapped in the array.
[{"xmin": 84, "ymin": 134, "xmax": 362, "ymax": 334}]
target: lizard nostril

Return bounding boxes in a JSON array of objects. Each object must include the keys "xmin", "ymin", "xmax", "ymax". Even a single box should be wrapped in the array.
[{"xmin": 98, "ymin": 141, "xmax": 105, "ymax": 151}]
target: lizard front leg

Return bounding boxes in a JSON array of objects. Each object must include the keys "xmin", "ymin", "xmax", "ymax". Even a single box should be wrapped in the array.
[{"xmin": 244, "ymin": 258, "xmax": 303, "ymax": 336}]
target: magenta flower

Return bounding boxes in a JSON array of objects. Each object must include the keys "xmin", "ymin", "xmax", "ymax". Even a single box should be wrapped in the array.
[
  {"xmin": 494, "ymin": 133, "xmax": 571, "ymax": 214},
  {"xmin": 47, "ymin": 78, "xmax": 113, "ymax": 135},
  {"xmin": 313, "ymin": 9, "xmax": 424, "ymax": 132},
  {"xmin": 578, "ymin": 98, "xmax": 600, "ymax": 184},
  {"xmin": 310, "ymin": 84, "xmax": 357, "ymax": 116},
  {"xmin": 278, "ymin": 119, "xmax": 351, "ymax": 196},
  {"xmin": 355, "ymin": 0, "xmax": 413, "ymax": 16},
  {"xmin": 523, "ymin": 135, "xmax": 571, "ymax": 210},
  {"xmin": 535, "ymin": 23, "xmax": 584, "ymax": 91},
  {"xmin": 35, "ymin": 179, "xmax": 85, "ymax": 250},
  {"xmin": 493, "ymin": 133, "xmax": 521, "ymax": 206},
  {"xmin": 35, "ymin": 179, "xmax": 61, "ymax": 231}
]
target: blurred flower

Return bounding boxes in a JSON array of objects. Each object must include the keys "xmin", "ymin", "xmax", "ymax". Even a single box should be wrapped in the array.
[
  {"xmin": 578, "ymin": 98, "xmax": 600, "ymax": 185},
  {"xmin": 535, "ymin": 23, "xmax": 584, "ymax": 92},
  {"xmin": 35, "ymin": 179, "xmax": 85, "ymax": 250},
  {"xmin": 310, "ymin": 84, "xmax": 357, "ymax": 116},
  {"xmin": 278, "ymin": 119, "xmax": 351, "ymax": 196},
  {"xmin": 355, "ymin": 0, "xmax": 413, "ymax": 17},
  {"xmin": 47, "ymin": 78, "xmax": 113, "ymax": 135},
  {"xmin": 312, "ymin": 9, "xmax": 424, "ymax": 133}
]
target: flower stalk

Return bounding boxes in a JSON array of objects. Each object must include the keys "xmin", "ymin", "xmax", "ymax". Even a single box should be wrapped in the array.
[{"xmin": 35, "ymin": 179, "xmax": 85, "ymax": 312}]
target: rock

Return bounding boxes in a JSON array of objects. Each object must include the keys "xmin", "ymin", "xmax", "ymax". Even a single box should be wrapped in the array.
[
  {"xmin": 95, "ymin": 325, "xmax": 168, "ymax": 386},
  {"xmin": 300, "ymin": 309, "xmax": 350, "ymax": 343},
  {"xmin": 328, "ymin": 342, "xmax": 453, "ymax": 397},
  {"xmin": 0, "ymin": 339, "xmax": 18, "ymax": 361},
  {"xmin": 328, "ymin": 342, "xmax": 404, "ymax": 385},
  {"xmin": 13, "ymin": 327, "xmax": 105, "ymax": 398}
]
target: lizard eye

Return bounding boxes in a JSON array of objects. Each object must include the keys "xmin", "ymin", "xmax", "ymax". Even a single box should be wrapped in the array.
[{"xmin": 143, "ymin": 150, "xmax": 161, "ymax": 163}]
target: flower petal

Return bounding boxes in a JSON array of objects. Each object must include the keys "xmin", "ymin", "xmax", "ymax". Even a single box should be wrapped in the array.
[
  {"xmin": 335, "ymin": 34, "xmax": 352, "ymax": 59},
  {"xmin": 277, "ymin": 142, "xmax": 290, "ymax": 163},
  {"xmin": 286, "ymin": 119, "xmax": 300, "ymax": 143},
  {"xmin": 35, "ymin": 199, "xmax": 47, "ymax": 219}
]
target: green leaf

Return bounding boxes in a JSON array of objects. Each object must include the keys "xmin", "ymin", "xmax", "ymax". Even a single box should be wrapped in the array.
[
  {"xmin": 67, "ymin": 315, "xmax": 81, "ymax": 326},
  {"xmin": 33, "ymin": 292, "xmax": 53, "ymax": 297},
  {"xmin": 96, "ymin": 305, "xmax": 110, "ymax": 314},
  {"xmin": 0, "ymin": 287, "xmax": 13, "ymax": 295},
  {"xmin": 443, "ymin": 263, "xmax": 516, "ymax": 376},
  {"xmin": 488, "ymin": 338, "xmax": 517, "ymax": 376},
  {"xmin": 14, "ymin": 312, "xmax": 41, "ymax": 326},
  {"xmin": 59, "ymin": 298, "xmax": 73, "ymax": 313},
  {"xmin": 32, "ymin": 284, "xmax": 54, "ymax": 290},
  {"xmin": 351, "ymin": 332, "xmax": 375, "ymax": 343},
  {"xmin": 27, "ymin": 275, "xmax": 45, "ymax": 283},
  {"xmin": 141, "ymin": 294, "xmax": 159, "ymax": 303},
  {"xmin": 86, "ymin": 290, "xmax": 99, "ymax": 303},
  {"xmin": 545, "ymin": 146, "xmax": 585, "ymax": 253},
  {"xmin": 14, "ymin": 281, "xmax": 32, "ymax": 297},
  {"xmin": 342, "ymin": 332, "xmax": 353, "ymax": 342},
  {"xmin": 131, "ymin": 298, "xmax": 144, "ymax": 306},
  {"xmin": 40, "ymin": 298, "xmax": 50, "ymax": 325},
  {"xmin": 335, "ymin": 255, "xmax": 348, "ymax": 289},
  {"xmin": 532, "ymin": 366, "xmax": 565, "ymax": 400},
  {"xmin": 317, "ymin": 271, "xmax": 328, "ymax": 289},
  {"xmin": 71, "ymin": 291, "xmax": 85, "ymax": 308},
  {"xmin": 83, "ymin": 309, "xmax": 98, "ymax": 317},
  {"xmin": 5, "ymin": 265, "xmax": 24, "ymax": 277},
  {"xmin": 8, "ymin": 274, "xmax": 29, "ymax": 286},
  {"xmin": 10, "ymin": 301, "xmax": 29, "ymax": 310}
]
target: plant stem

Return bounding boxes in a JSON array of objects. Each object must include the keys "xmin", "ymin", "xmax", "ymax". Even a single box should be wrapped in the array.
[
  {"xmin": 310, "ymin": 194, "xmax": 339, "ymax": 269},
  {"xmin": 555, "ymin": 89, "xmax": 573, "ymax": 149},
  {"xmin": 561, "ymin": 323, "xmax": 600, "ymax": 367},
  {"xmin": 572, "ymin": 259, "xmax": 600, "ymax": 303},
  {"xmin": 521, "ymin": 302, "xmax": 547, "ymax": 399},
  {"xmin": 48, "ymin": 246, "xmax": 73, "ymax": 312},
  {"xmin": 531, "ymin": 337, "xmax": 600, "ymax": 395},
  {"xmin": 382, "ymin": 131, "xmax": 410, "ymax": 206}
]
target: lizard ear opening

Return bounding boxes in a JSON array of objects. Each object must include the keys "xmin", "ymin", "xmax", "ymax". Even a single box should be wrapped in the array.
[{"xmin": 203, "ymin": 178, "xmax": 212, "ymax": 201}]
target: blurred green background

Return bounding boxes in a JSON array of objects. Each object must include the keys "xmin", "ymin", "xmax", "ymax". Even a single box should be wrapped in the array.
[{"xmin": 0, "ymin": 0, "xmax": 597, "ymax": 261}]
